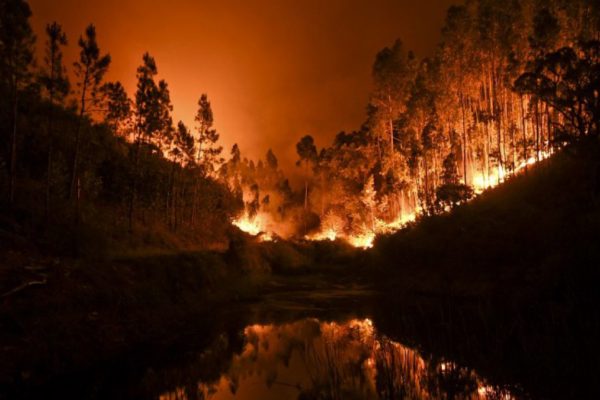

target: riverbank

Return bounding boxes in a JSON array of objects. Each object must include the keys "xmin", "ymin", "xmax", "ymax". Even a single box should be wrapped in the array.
[{"xmin": 0, "ymin": 226, "xmax": 368, "ymax": 398}]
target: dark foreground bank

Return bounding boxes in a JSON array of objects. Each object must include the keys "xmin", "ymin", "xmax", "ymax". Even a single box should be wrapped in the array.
[{"xmin": 367, "ymin": 139, "xmax": 600, "ymax": 398}]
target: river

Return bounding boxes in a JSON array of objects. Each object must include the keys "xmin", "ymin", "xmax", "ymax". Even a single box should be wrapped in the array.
[{"xmin": 37, "ymin": 282, "xmax": 524, "ymax": 399}]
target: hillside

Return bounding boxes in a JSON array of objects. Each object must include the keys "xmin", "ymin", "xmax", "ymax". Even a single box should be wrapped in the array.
[{"xmin": 368, "ymin": 138, "xmax": 600, "ymax": 398}]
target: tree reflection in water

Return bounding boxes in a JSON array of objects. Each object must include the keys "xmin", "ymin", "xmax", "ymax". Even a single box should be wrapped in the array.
[{"xmin": 160, "ymin": 318, "xmax": 517, "ymax": 400}]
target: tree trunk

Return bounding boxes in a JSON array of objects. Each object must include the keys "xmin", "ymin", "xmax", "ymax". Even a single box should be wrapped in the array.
[
  {"xmin": 128, "ymin": 132, "xmax": 142, "ymax": 233},
  {"xmin": 423, "ymin": 152, "xmax": 429, "ymax": 211},
  {"xmin": 303, "ymin": 159, "xmax": 310, "ymax": 210},
  {"xmin": 191, "ymin": 179, "xmax": 197, "ymax": 227},
  {"xmin": 168, "ymin": 163, "xmax": 177, "ymax": 231},
  {"xmin": 492, "ymin": 72, "xmax": 504, "ymax": 181},
  {"xmin": 509, "ymin": 92, "xmax": 516, "ymax": 172},
  {"xmin": 520, "ymin": 94, "xmax": 528, "ymax": 172},
  {"xmin": 304, "ymin": 179, "xmax": 308, "ymax": 210},
  {"xmin": 8, "ymin": 81, "xmax": 18, "ymax": 205},
  {"xmin": 45, "ymin": 133, "xmax": 53, "ymax": 219},
  {"xmin": 70, "ymin": 68, "xmax": 89, "ymax": 203},
  {"xmin": 545, "ymin": 103, "xmax": 553, "ymax": 151},
  {"xmin": 534, "ymin": 100, "xmax": 541, "ymax": 162},
  {"xmin": 460, "ymin": 92, "xmax": 468, "ymax": 185},
  {"xmin": 45, "ymin": 59, "xmax": 57, "ymax": 221}
]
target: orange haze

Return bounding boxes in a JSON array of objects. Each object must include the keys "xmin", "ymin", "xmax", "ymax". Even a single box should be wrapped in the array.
[{"xmin": 29, "ymin": 0, "xmax": 455, "ymax": 179}]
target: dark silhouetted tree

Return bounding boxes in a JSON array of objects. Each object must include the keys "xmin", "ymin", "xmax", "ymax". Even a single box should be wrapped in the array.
[
  {"xmin": 70, "ymin": 24, "xmax": 111, "ymax": 203},
  {"xmin": 39, "ymin": 22, "xmax": 69, "ymax": 216},
  {"xmin": 266, "ymin": 148, "xmax": 278, "ymax": 170},
  {"xmin": 0, "ymin": 0, "xmax": 35, "ymax": 204},
  {"xmin": 296, "ymin": 135, "xmax": 318, "ymax": 209},
  {"xmin": 195, "ymin": 93, "xmax": 222, "ymax": 175},
  {"xmin": 436, "ymin": 152, "xmax": 473, "ymax": 210},
  {"xmin": 515, "ymin": 40, "xmax": 600, "ymax": 140},
  {"xmin": 102, "ymin": 81, "xmax": 132, "ymax": 137}
]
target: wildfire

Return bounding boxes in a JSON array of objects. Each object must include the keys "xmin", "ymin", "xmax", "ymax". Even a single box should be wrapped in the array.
[
  {"xmin": 472, "ymin": 151, "xmax": 551, "ymax": 193},
  {"xmin": 233, "ymin": 214, "xmax": 262, "ymax": 235},
  {"xmin": 306, "ymin": 228, "xmax": 338, "ymax": 242},
  {"xmin": 304, "ymin": 212, "xmax": 417, "ymax": 249},
  {"xmin": 232, "ymin": 213, "xmax": 273, "ymax": 241},
  {"xmin": 304, "ymin": 151, "xmax": 549, "ymax": 249},
  {"xmin": 304, "ymin": 228, "xmax": 376, "ymax": 249},
  {"xmin": 348, "ymin": 212, "xmax": 418, "ymax": 248},
  {"xmin": 347, "ymin": 232, "xmax": 376, "ymax": 249},
  {"xmin": 232, "ymin": 150, "xmax": 550, "ymax": 250}
]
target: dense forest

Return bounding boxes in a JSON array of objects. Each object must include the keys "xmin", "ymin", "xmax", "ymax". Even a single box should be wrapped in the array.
[{"xmin": 0, "ymin": 0, "xmax": 598, "ymax": 254}]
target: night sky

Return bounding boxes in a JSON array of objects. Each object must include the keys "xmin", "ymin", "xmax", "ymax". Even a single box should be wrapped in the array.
[{"xmin": 29, "ymin": 0, "xmax": 456, "ymax": 174}]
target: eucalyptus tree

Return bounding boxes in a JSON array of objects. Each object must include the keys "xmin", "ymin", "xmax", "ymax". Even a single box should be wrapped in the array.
[
  {"xmin": 515, "ymin": 40, "xmax": 600, "ymax": 139},
  {"xmin": 527, "ymin": 6, "xmax": 561, "ymax": 159},
  {"xmin": 404, "ymin": 60, "xmax": 443, "ymax": 211},
  {"xmin": 439, "ymin": 4, "xmax": 477, "ymax": 184},
  {"xmin": 476, "ymin": 0, "xmax": 519, "ymax": 176},
  {"xmin": 370, "ymin": 39, "xmax": 416, "ymax": 167},
  {"xmin": 0, "ymin": 0, "xmax": 35, "ymax": 204}
]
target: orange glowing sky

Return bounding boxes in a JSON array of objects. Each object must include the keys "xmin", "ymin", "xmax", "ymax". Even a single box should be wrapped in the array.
[{"xmin": 29, "ymin": 0, "xmax": 455, "ymax": 174}]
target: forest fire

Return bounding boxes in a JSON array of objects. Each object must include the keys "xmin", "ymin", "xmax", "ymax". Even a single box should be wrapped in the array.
[
  {"xmin": 232, "ymin": 214, "xmax": 263, "ymax": 236},
  {"xmin": 303, "ymin": 212, "xmax": 418, "ymax": 249},
  {"xmin": 232, "ymin": 213, "xmax": 274, "ymax": 242},
  {"xmin": 472, "ymin": 151, "xmax": 552, "ymax": 193},
  {"xmin": 347, "ymin": 232, "xmax": 377, "ymax": 249},
  {"xmin": 237, "ymin": 145, "xmax": 550, "ymax": 249},
  {"xmin": 1, "ymin": 0, "xmax": 597, "ymax": 398},
  {"xmin": 231, "ymin": 143, "xmax": 551, "ymax": 249},
  {"xmin": 214, "ymin": 0, "xmax": 588, "ymax": 253}
]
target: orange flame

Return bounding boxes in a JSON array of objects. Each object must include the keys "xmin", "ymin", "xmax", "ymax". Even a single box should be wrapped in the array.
[
  {"xmin": 472, "ymin": 151, "xmax": 551, "ymax": 193},
  {"xmin": 232, "ymin": 150, "xmax": 550, "ymax": 250},
  {"xmin": 305, "ymin": 212, "xmax": 417, "ymax": 249},
  {"xmin": 232, "ymin": 212, "xmax": 274, "ymax": 241}
]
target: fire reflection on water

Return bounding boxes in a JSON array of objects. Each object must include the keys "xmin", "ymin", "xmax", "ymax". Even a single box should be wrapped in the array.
[{"xmin": 160, "ymin": 318, "xmax": 517, "ymax": 400}]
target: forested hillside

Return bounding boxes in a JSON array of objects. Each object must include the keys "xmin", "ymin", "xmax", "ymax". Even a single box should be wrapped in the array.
[{"xmin": 1, "ymin": 0, "xmax": 598, "ymax": 255}]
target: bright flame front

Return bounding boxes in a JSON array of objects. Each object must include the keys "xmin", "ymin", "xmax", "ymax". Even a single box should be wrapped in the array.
[{"xmin": 232, "ymin": 212, "xmax": 273, "ymax": 241}]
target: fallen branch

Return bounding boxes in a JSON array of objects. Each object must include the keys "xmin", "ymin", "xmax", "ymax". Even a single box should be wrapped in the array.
[{"xmin": 1, "ymin": 279, "xmax": 48, "ymax": 298}]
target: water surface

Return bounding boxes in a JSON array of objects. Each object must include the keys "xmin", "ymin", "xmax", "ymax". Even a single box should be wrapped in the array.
[{"xmin": 157, "ymin": 317, "xmax": 517, "ymax": 400}]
